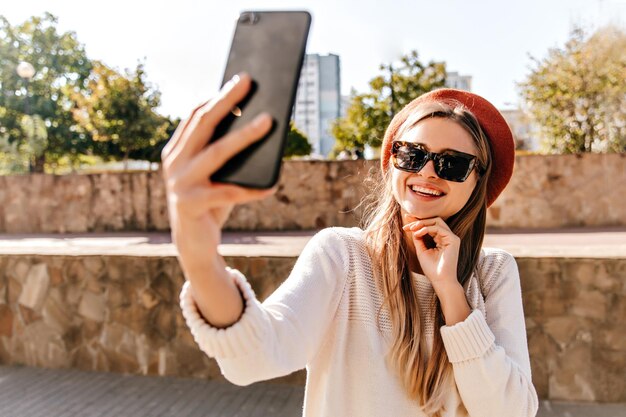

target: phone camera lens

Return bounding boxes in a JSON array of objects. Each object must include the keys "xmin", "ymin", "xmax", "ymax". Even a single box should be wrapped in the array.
[{"xmin": 240, "ymin": 12, "xmax": 259, "ymax": 24}]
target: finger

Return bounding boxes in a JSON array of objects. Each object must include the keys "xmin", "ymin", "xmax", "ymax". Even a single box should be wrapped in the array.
[
  {"xmin": 412, "ymin": 226, "xmax": 440, "ymax": 240},
  {"xmin": 430, "ymin": 217, "xmax": 452, "ymax": 232},
  {"xmin": 413, "ymin": 233, "xmax": 430, "ymax": 253},
  {"xmin": 412, "ymin": 226, "xmax": 443, "ymax": 253},
  {"xmin": 161, "ymin": 99, "xmax": 211, "ymax": 161},
  {"xmin": 182, "ymin": 184, "xmax": 277, "ymax": 215},
  {"xmin": 210, "ymin": 183, "xmax": 278, "ymax": 206},
  {"xmin": 403, "ymin": 217, "xmax": 452, "ymax": 233},
  {"xmin": 184, "ymin": 112, "xmax": 273, "ymax": 182},
  {"xmin": 176, "ymin": 72, "xmax": 254, "ymax": 161},
  {"xmin": 415, "ymin": 225, "xmax": 460, "ymax": 251},
  {"xmin": 403, "ymin": 218, "xmax": 437, "ymax": 231}
]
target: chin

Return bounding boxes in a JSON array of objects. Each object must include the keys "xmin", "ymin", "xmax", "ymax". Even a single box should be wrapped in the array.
[{"xmin": 402, "ymin": 204, "xmax": 441, "ymax": 221}]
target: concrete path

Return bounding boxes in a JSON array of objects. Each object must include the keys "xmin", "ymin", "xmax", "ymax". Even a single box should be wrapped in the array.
[
  {"xmin": 1, "ymin": 365, "xmax": 625, "ymax": 417},
  {"xmin": 0, "ymin": 227, "xmax": 624, "ymax": 258}
]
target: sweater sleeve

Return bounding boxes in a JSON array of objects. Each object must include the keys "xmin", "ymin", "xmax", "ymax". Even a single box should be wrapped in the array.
[
  {"xmin": 179, "ymin": 228, "xmax": 349, "ymax": 386},
  {"xmin": 439, "ymin": 252, "xmax": 539, "ymax": 417}
]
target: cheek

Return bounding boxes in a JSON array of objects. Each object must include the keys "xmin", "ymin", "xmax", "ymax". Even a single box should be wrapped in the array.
[
  {"xmin": 451, "ymin": 176, "xmax": 478, "ymax": 206},
  {"xmin": 390, "ymin": 171, "xmax": 405, "ymax": 200}
]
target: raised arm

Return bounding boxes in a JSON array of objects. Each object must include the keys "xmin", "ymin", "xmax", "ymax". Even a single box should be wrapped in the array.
[{"xmin": 180, "ymin": 228, "xmax": 350, "ymax": 385}]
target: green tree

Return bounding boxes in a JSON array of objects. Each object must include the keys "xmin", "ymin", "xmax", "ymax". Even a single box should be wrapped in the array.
[
  {"xmin": 0, "ymin": 13, "xmax": 93, "ymax": 172},
  {"xmin": 69, "ymin": 60, "xmax": 172, "ymax": 168},
  {"xmin": 128, "ymin": 117, "xmax": 181, "ymax": 164},
  {"xmin": 519, "ymin": 25, "xmax": 626, "ymax": 153},
  {"xmin": 332, "ymin": 50, "xmax": 446, "ymax": 155},
  {"xmin": 284, "ymin": 121, "xmax": 312, "ymax": 158}
]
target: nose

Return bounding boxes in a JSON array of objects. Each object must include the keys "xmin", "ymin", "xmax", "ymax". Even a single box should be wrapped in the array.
[{"xmin": 418, "ymin": 159, "xmax": 438, "ymax": 179}]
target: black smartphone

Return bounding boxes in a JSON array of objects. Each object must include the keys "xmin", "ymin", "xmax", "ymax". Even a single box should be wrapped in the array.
[{"xmin": 208, "ymin": 10, "xmax": 312, "ymax": 189}]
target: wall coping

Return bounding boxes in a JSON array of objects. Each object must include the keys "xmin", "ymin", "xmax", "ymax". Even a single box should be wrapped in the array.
[{"xmin": 1, "ymin": 228, "xmax": 624, "ymax": 259}]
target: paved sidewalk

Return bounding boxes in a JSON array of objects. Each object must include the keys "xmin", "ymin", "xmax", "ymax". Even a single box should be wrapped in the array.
[
  {"xmin": 0, "ymin": 227, "xmax": 624, "ymax": 258},
  {"xmin": 1, "ymin": 365, "xmax": 625, "ymax": 417},
  {"xmin": 0, "ymin": 365, "xmax": 304, "ymax": 417}
]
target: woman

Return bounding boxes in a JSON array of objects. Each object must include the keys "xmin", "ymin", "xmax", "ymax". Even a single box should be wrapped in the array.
[{"xmin": 161, "ymin": 72, "xmax": 539, "ymax": 417}]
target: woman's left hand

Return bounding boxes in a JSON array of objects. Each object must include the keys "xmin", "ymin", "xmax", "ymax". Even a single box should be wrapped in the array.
[{"xmin": 402, "ymin": 216, "xmax": 461, "ymax": 289}]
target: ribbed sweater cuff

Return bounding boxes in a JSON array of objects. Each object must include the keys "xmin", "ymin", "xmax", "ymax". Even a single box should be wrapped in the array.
[
  {"xmin": 440, "ymin": 309, "xmax": 495, "ymax": 363},
  {"xmin": 179, "ymin": 267, "xmax": 267, "ymax": 359}
]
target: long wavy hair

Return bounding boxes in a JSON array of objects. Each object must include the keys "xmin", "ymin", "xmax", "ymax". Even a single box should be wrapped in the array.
[{"xmin": 361, "ymin": 100, "xmax": 493, "ymax": 416}]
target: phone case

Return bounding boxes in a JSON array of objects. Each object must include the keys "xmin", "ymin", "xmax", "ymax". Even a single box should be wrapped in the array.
[{"xmin": 209, "ymin": 11, "xmax": 312, "ymax": 189}]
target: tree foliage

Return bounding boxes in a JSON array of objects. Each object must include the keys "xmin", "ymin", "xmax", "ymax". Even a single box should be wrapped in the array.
[
  {"xmin": 332, "ymin": 50, "xmax": 446, "ymax": 155},
  {"xmin": 519, "ymin": 25, "xmax": 626, "ymax": 153},
  {"xmin": 0, "ymin": 13, "xmax": 178, "ymax": 173},
  {"xmin": 0, "ymin": 12, "xmax": 92, "ymax": 172},
  {"xmin": 69, "ymin": 60, "xmax": 173, "ymax": 167},
  {"xmin": 284, "ymin": 121, "xmax": 312, "ymax": 158}
]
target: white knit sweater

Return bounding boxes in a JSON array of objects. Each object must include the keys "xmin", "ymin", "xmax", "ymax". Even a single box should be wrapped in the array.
[{"xmin": 180, "ymin": 227, "xmax": 539, "ymax": 417}]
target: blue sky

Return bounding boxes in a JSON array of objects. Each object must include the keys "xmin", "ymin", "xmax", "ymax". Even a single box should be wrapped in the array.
[{"xmin": 2, "ymin": 0, "xmax": 624, "ymax": 119}]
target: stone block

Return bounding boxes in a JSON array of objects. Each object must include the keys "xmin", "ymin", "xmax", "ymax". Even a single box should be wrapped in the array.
[
  {"xmin": 65, "ymin": 259, "xmax": 86, "ymax": 285},
  {"xmin": 543, "ymin": 316, "xmax": 581, "ymax": 350},
  {"xmin": 20, "ymin": 321, "xmax": 69, "ymax": 368},
  {"xmin": 11, "ymin": 260, "xmax": 30, "ymax": 284},
  {"xmin": 78, "ymin": 291, "xmax": 106, "ymax": 322},
  {"xmin": 527, "ymin": 331, "xmax": 550, "ymax": 398},
  {"xmin": 105, "ymin": 283, "xmax": 129, "ymax": 308},
  {"xmin": 103, "ymin": 347, "xmax": 139, "ymax": 374},
  {"xmin": 18, "ymin": 305, "xmax": 41, "ymax": 325},
  {"xmin": 48, "ymin": 266, "xmax": 64, "ymax": 286},
  {"xmin": 607, "ymin": 293, "xmax": 626, "ymax": 323},
  {"xmin": 570, "ymin": 290, "xmax": 607, "ymax": 321},
  {"xmin": 66, "ymin": 286, "xmax": 82, "ymax": 307},
  {"xmin": 72, "ymin": 345, "xmax": 97, "ymax": 371},
  {"xmin": 150, "ymin": 304, "xmax": 176, "ymax": 341},
  {"xmin": 81, "ymin": 319, "xmax": 103, "ymax": 342},
  {"xmin": 150, "ymin": 272, "xmax": 174, "ymax": 303},
  {"xmin": 171, "ymin": 339, "xmax": 221, "ymax": 379},
  {"xmin": 0, "ymin": 305, "xmax": 13, "ymax": 337},
  {"xmin": 136, "ymin": 333, "xmax": 151, "ymax": 375},
  {"xmin": 541, "ymin": 289, "xmax": 567, "ymax": 316},
  {"xmin": 109, "ymin": 304, "xmax": 148, "ymax": 334},
  {"xmin": 596, "ymin": 322, "xmax": 626, "ymax": 350},
  {"xmin": 18, "ymin": 263, "xmax": 50, "ymax": 312},
  {"xmin": 83, "ymin": 257, "xmax": 105, "ymax": 280},
  {"xmin": 99, "ymin": 322, "xmax": 137, "ymax": 362},
  {"xmin": 549, "ymin": 342, "xmax": 595, "ymax": 401},
  {"xmin": 157, "ymin": 346, "xmax": 177, "ymax": 376},
  {"xmin": 140, "ymin": 288, "xmax": 159, "ymax": 309},
  {"xmin": 42, "ymin": 288, "xmax": 74, "ymax": 335}
]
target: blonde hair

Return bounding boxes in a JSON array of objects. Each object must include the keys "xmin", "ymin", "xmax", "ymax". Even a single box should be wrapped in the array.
[{"xmin": 361, "ymin": 100, "xmax": 492, "ymax": 416}]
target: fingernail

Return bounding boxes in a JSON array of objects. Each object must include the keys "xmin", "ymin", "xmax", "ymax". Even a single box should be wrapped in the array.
[{"xmin": 222, "ymin": 75, "xmax": 241, "ymax": 91}]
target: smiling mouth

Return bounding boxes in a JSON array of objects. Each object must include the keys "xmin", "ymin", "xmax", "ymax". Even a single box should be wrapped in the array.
[{"xmin": 409, "ymin": 184, "xmax": 445, "ymax": 197}]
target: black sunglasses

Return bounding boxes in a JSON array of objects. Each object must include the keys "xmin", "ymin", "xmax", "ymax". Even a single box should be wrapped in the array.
[{"xmin": 391, "ymin": 141, "xmax": 482, "ymax": 182}]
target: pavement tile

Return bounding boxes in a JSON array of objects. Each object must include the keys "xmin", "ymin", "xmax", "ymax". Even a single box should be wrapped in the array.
[{"xmin": 1, "ymin": 366, "xmax": 625, "ymax": 417}]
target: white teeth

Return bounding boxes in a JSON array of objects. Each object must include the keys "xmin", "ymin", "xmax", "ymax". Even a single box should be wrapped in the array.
[{"xmin": 410, "ymin": 185, "xmax": 443, "ymax": 196}]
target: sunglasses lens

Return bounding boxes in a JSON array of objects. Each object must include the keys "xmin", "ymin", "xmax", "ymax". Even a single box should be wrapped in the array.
[
  {"xmin": 437, "ymin": 155, "xmax": 472, "ymax": 182},
  {"xmin": 395, "ymin": 143, "xmax": 427, "ymax": 171}
]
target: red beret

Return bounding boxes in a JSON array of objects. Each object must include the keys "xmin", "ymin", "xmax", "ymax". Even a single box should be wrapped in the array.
[{"xmin": 380, "ymin": 88, "xmax": 515, "ymax": 208}]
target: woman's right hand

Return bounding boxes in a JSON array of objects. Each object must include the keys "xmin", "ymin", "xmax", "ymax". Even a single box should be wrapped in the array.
[{"xmin": 161, "ymin": 72, "xmax": 276, "ymax": 269}]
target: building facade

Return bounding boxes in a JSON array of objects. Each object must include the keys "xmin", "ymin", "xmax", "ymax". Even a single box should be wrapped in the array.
[
  {"xmin": 445, "ymin": 71, "xmax": 472, "ymax": 91},
  {"xmin": 293, "ymin": 54, "xmax": 341, "ymax": 158}
]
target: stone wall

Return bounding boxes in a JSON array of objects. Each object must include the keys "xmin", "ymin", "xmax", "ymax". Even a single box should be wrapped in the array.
[
  {"xmin": 0, "ymin": 253, "xmax": 624, "ymax": 402},
  {"xmin": 0, "ymin": 154, "xmax": 624, "ymax": 233}
]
